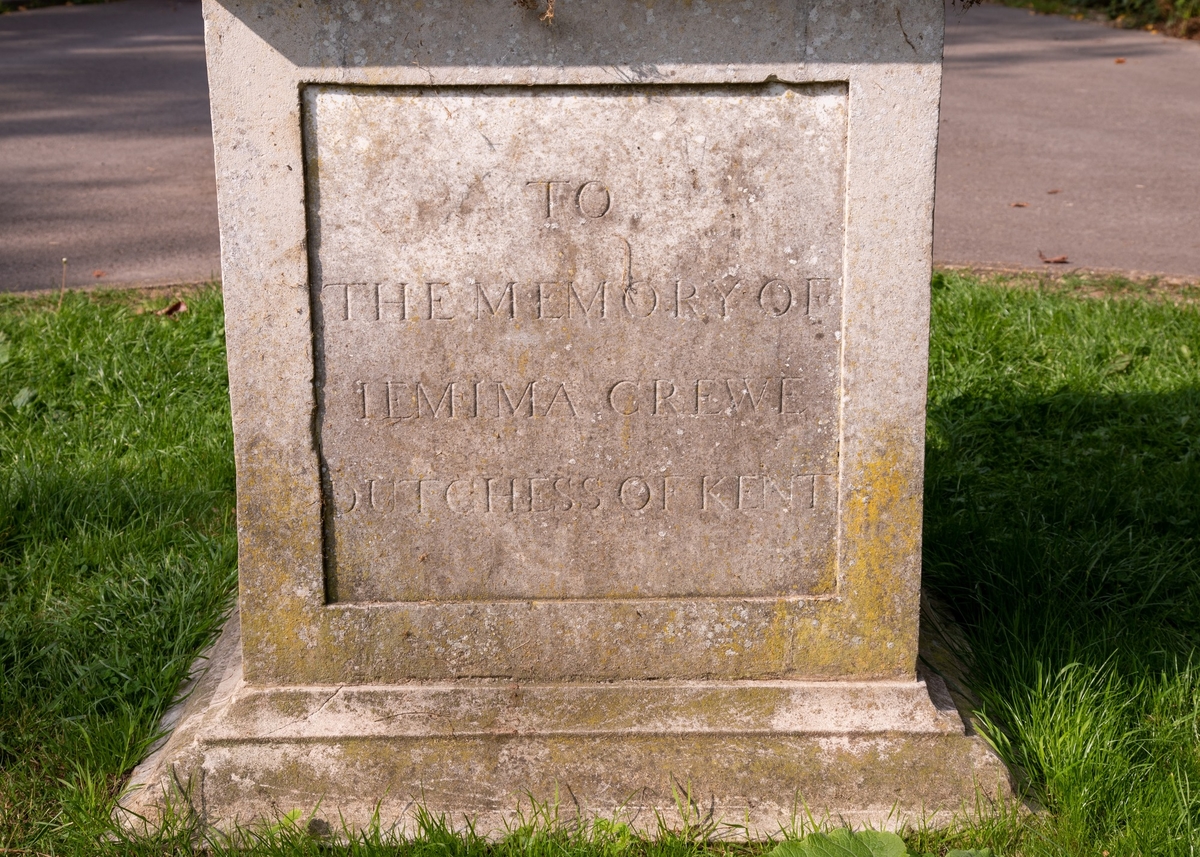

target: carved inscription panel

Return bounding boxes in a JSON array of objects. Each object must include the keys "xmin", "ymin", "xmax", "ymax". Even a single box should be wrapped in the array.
[{"xmin": 305, "ymin": 84, "xmax": 847, "ymax": 602}]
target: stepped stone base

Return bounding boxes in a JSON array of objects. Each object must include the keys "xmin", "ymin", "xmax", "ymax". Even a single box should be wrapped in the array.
[{"xmin": 118, "ymin": 612, "xmax": 1012, "ymax": 836}]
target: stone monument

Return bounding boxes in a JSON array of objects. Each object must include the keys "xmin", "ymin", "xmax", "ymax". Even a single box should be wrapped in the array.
[{"xmin": 122, "ymin": 0, "xmax": 1010, "ymax": 834}]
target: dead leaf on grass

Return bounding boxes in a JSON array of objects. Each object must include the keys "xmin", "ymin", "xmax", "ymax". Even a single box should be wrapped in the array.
[
  {"xmin": 1104, "ymin": 352, "xmax": 1135, "ymax": 375},
  {"xmin": 1038, "ymin": 250, "xmax": 1070, "ymax": 264},
  {"xmin": 12, "ymin": 387, "xmax": 36, "ymax": 409},
  {"xmin": 156, "ymin": 300, "xmax": 188, "ymax": 318}
]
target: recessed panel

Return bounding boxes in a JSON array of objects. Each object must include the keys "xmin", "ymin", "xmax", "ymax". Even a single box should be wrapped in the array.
[{"xmin": 305, "ymin": 84, "xmax": 846, "ymax": 603}]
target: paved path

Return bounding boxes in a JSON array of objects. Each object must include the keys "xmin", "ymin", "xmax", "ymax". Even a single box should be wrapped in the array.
[
  {"xmin": 0, "ymin": 1, "xmax": 1197, "ymax": 291},
  {"xmin": 937, "ymin": 2, "xmax": 1200, "ymax": 278},
  {"xmin": 0, "ymin": 0, "xmax": 217, "ymax": 292}
]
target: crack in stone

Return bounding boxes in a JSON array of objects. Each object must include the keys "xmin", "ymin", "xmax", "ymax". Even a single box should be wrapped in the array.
[
  {"xmin": 896, "ymin": 8, "xmax": 917, "ymax": 52},
  {"xmin": 262, "ymin": 686, "xmax": 344, "ymax": 737}
]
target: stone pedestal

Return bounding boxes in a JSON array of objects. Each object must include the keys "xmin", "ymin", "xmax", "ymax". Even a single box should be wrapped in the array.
[
  {"xmin": 122, "ymin": 610, "xmax": 1006, "ymax": 832},
  {"xmin": 121, "ymin": 0, "xmax": 1010, "ymax": 834}
]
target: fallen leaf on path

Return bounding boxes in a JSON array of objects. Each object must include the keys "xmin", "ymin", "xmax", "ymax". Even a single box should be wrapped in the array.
[
  {"xmin": 1010, "ymin": 202, "xmax": 1030, "ymax": 208},
  {"xmin": 156, "ymin": 300, "xmax": 188, "ymax": 318},
  {"xmin": 1115, "ymin": 57, "xmax": 1127, "ymax": 63},
  {"xmin": 1047, "ymin": 189, "xmax": 1062, "ymax": 194},
  {"xmin": 1038, "ymin": 250, "xmax": 1070, "ymax": 264},
  {"xmin": 92, "ymin": 270, "xmax": 106, "ymax": 278}
]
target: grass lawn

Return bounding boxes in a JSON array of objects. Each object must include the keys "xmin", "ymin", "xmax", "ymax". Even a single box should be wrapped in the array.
[
  {"xmin": 1, "ymin": 272, "xmax": 1198, "ymax": 855},
  {"xmin": 0, "ymin": 287, "xmax": 237, "ymax": 850}
]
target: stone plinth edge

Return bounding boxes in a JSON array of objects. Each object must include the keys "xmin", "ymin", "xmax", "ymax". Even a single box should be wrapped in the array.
[{"xmin": 118, "ymin": 611, "xmax": 1014, "ymax": 837}]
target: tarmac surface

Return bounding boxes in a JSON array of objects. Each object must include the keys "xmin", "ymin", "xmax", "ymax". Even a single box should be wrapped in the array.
[
  {"xmin": 0, "ymin": 0, "xmax": 1197, "ymax": 292},
  {"xmin": 0, "ymin": 0, "xmax": 217, "ymax": 292},
  {"xmin": 937, "ymin": 2, "xmax": 1200, "ymax": 278}
]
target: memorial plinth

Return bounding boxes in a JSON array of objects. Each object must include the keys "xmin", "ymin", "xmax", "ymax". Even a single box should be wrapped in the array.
[{"xmin": 122, "ymin": 0, "xmax": 1011, "ymax": 834}]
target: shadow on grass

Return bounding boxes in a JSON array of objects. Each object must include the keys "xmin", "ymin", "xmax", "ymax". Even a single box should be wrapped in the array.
[
  {"xmin": 0, "ymin": 465, "xmax": 236, "ymax": 754},
  {"xmin": 923, "ymin": 385, "xmax": 1200, "ymax": 848},
  {"xmin": 925, "ymin": 387, "xmax": 1200, "ymax": 672},
  {"xmin": 0, "ymin": 465, "xmax": 226, "ymax": 555}
]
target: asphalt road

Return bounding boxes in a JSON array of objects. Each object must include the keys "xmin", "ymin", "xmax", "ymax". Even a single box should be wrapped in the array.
[
  {"xmin": 0, "ymin": 0, "xmax": 217, "ymax": 292},
  {"xmin": 0, "ymin": 0, "xmax": 1197, "ymax": 291},
  {"xmin": 937, "ymin": 1, "xmax": 1200, "ymax": 277}
]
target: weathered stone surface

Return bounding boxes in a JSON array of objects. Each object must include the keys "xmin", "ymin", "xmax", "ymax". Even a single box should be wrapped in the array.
[
  {"xmin": 119, "ymin": 0, "xmax": 1012, "ymax": 834},
  {"xmin": 311, "ymin": 82, "xmax": 846, "ymax": 607},
  {"xmin": 120, "ymin": 612, "xmax": 1011, "ymax": 834},
  {"xmin": 208, "ymin": 0, "xmax": 945, "ymax": 689}
]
